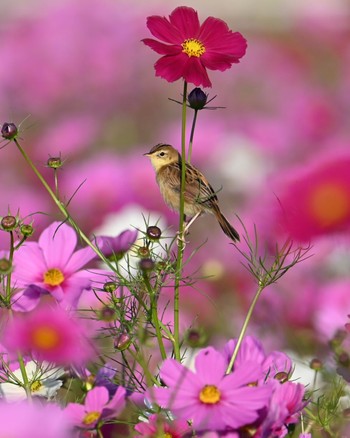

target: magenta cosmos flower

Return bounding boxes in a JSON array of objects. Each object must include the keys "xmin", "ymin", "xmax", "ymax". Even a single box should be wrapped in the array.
[
  {"xmin": 274, "ymin": 152, "xmax": 350, "ymax": 241},
  {"xmin": 142, "ymin": 6, "xmax": 247, "ymax": 87},
  {"xmin": 149, "ymin": 347, "xmax": 271, "ymax": 432},
  {"xmin": 12, "ymin": 221, "xmax": 97, "ymax": 311},
  {"xmin": 65, "ymin": 385, "xmax": 126, "ymax": 430},
  {"xmin": 2, "ymin": 305, "xmax": 95, "ymax": 366}
]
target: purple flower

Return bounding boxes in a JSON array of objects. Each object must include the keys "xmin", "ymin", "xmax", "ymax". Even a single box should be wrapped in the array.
[
  {"xmin": 97, "ymin": 229, "xmax": 138, "ymax": 260},
  {"xmin": 65, "ymin": 385, "xmax": 126, "ymax": 430},
  {"xmin": 12, "ymin": 222, "xmax": 97, "ymax": 311},
  {"xmin": 149, "ymin": 347, "xmax": 271, "ymax": 432}
]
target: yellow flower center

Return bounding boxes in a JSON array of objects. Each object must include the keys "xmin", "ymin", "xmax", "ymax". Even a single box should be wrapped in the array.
[
  {"xmin": 182, "ymin": 38, "xmax": 205, "ymax": 57},
  {"xmin": 199, "ymin": 384, "xmax": 221, "ymax": 404},
  {"xmin": 30, "ymin": 380, "xmax": 42, "ymax": 392},
  {"xmin": 83, "ymin": 411, "xmax": 101, "ymax": 425},
  {"xmin": 43, "ymin": 268, "xmax": 65, "ymax": 286},
  {"xmin": 309, "ymin": 182, "xmax": 349, "ymax": 227},
  {"xmin": 31, "ymin": 326, "xmax": 60, "ymax": 350}
]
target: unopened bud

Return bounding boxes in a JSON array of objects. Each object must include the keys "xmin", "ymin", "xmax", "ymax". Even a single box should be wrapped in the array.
[
  {"xmin": 1, "ymin": 215, "xmax": 17, "ymax": 231},
  {"xmin": 188, "ymin": 88, "xmax": 208, "ymax": 110},
  {"xmin": 138, "ymin": 246, "xmax": 150, "ymax": 258},
  {"xmin": 103, "ymin": 281, "xmax": 117, "ymax": 293},
  {"xmin": 274, "ymin": 371, "xmax": 289, "ymax": 383},
  {"xmin": 310, "ymin": 358, "xmax": 323, "ymax": 371},
  {"xmin": 115, "ymin": 333, "xmax": 131, "ymax": 351},
  {"xmin": 47, "ymin": 156, "xmax": 63, "ymax": 169},
  {"xmin": 184, "ymin": 328, "xmax": 207, "ymax": 348},
  {"xmin": 0, "ymin": 258, "xmax": 11, "ymax": 275},
  {"xmin": 139, "ymin": 258, "xmax": 155, "ymax": 272},
  {"xmin": 1, "ymin": 123, "xmax": 18, "ymax": 140},
  {"xmin": 20, "ymin": 224, "xmax": 34, "ymax": 237},
  {"xmin": 146, "ymin": 225, "xmax": 162, "ymax": 240},
  {"xmin": 99, "ymin": 306, "xmax": 116, "ymax": 322}
]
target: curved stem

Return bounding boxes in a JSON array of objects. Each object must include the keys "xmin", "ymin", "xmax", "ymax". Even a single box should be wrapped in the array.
[
  {"xmin": 13, "ymin": 139, "xmax": 113, "ymax": 270},
  {"xmin": 226, "ymin": 284, "xmax": 264, "ymax": 374},
  {"xmin": 173, "ymin": 80, "xmax": 188, "ymax": 361},
  {"xmin": 187, "ymin": 109, "xmax": 198, "ymax": 164}
]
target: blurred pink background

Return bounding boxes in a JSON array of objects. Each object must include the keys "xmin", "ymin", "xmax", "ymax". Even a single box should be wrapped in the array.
[{"xmin": 1, "ymin": 0, "xmax": 350, "ymax": 355}]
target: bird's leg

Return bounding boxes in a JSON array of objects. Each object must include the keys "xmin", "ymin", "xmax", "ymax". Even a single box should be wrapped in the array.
[
  {"xmin": 183, "ymin": 212, "xmax": 201, "ymax": 235},
  {"xmin": 176, "ymin": 212, "xmax": 202, "ymax": 247}
]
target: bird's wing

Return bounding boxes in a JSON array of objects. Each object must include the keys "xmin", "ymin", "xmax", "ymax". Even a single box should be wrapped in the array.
[{"xmin": 165, "ymin": 161, "xmax": 218, "ymax": 207}]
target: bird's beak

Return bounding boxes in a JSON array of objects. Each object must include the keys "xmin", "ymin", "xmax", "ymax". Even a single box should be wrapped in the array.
[{"xmin": 143, "ymin": 152, "xmax": 151, "ymax": 156}]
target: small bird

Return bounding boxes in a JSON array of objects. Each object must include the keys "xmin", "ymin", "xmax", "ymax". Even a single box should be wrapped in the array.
[{"xmin": 145, "ymin": 144, "xmax": 240, "ymax": 242}]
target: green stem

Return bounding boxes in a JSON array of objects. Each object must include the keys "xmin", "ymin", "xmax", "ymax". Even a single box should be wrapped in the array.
[
  {"xmin": 143, "ymin": 273, "xmax": 167, "ymax": 361},
  {"xmin": 173, "ymin": 81, "xmax": 188, "ymax": 361},
  {"xmin": 187, "ymin": 109, "xmax": 198, "ymax": 164},
  {"xmin": 226, "ymin": 284, "xmax": 265, "ymax": 374},
  {"xmin": 13, "ymin": 139, "xmax": 113, "ymax": 269},
  {"xmin": 5, "ymin": 231, "xmax": 15, "ymax": 303}
]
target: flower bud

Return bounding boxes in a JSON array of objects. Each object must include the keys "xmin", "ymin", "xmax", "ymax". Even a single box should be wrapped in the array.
[
  {"xmin": 0, "ymin": 258, "xmax": 12, "ymax": 275},
  {"xmin": 146, "ymin": 225, "xmax": 162, "ymax": 240},
  {"xmin": 184, "ymin": 328, "xmax": 207, "ymax": 348},
  {"xmin": 1, "ymin": 122, "xmax": 18, "ymax": 140},
  {"xmin": 1, "ymin": 215, "xmax": 17, "ymax": 231},
  {"xmin": 47, "ymin": 156, "xmax": 63, "ymax": 169},
  {"xmin": 20, "ymin": 224, "xmax": 34, "ymax": 237},
  {"xmin": 274, "ymin": 371, "xmax": 289, "ymax": 383},
  {"xmin": 139, "ymin": 258, "xmax": 155, "ymax": 272},
  {"xmin": 138, "ymin": 246, "xmax": 150, "ymax": 258},
  {"xmin": 114, "ymin": 333, "xmax": 131, "ymax": 351},
  {"xmin": 99, "ymin": 306, "xmax": 116, "ymax": 322},
  {"xmin": 188, "ymin": 88, "xmax": 208, "ymax": 110},
  {"xmin": 309, "ymin": 358, "xmax": 323, "ymax": 371},
  {"xmin": 103, "ymin": 281, "xmax": 117, "ymax": 293}
]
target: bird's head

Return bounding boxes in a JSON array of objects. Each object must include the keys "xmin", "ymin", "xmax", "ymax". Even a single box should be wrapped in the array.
[{"xmin": 144, "ymin": 144, "xmax": 179, "ymax": 171}]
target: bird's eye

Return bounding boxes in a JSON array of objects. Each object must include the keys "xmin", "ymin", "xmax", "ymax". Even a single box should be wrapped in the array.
[{"xmin": 159, "ymin": 152, "xmax": 166, "ymax": 157}]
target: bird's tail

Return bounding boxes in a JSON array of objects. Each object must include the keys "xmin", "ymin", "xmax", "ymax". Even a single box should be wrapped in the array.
[{"xmin": 213, "ymin": 205, "xmax": 240, "ymax": 242}]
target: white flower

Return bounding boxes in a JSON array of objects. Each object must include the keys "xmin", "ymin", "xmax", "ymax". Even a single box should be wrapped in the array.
[{"xmin": 0, "ymin": 361, "xmax": 65, "ymax": 402}]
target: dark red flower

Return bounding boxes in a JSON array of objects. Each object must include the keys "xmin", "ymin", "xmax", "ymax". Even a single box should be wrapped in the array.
[{"xmin": 142, "ymin": 6, "xmax": 247, "ymax": 87}]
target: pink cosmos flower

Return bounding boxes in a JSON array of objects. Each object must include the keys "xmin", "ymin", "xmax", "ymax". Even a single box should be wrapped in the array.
[
  {"xmin": 256, "ymin": 379, "xmax": 307, "ymax": 437},
  {"xmin": 1, "ymin": 305, "xmax": 95, "ymax": 366},
  {"xmin": 224, "ymin": 336, "xmax": 292, "ymax": 381},
  {"xmin": 0, "ymin": 400, "xmax": 73, "ymax": 438},
  {"xmin": 273, "ymin": 152, "xmax": 350, "ymax": 241},
  {"xmin": 134, "ymin": 413, "xmax": 192, "ymax": 437},
  {"xmin": 142, "ymin": 6, "xmax": 247, "ymax": 87},
  {"xmin": 149, "ymin": 347, "xmax": 271, "ymax": 432},
  {"xmin": 12, "ymin": 221, "xmax": 97, "ymax": 311},
  {"xmin": 65, "ymin": 385, "xmax": 126, "ymax": 430}
]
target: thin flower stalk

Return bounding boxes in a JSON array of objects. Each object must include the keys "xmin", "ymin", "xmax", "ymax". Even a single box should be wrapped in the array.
[{"xmin": 173, "ymin": 80, "xmax": 188, "ymax": 361}]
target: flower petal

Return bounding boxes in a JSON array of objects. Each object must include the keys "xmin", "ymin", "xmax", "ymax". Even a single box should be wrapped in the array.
[
  {"xmin": 64, "ymin": 403, "xmax": 87, "ymax": 426},
  {"xmin": 85, "ymin": 386, "xmax": 109, "ymax": 411},
  {"xmin": 182, "ymin": 57, "xmax": 212, "ymax": 87},
  {"xmin": 65, "ymin": 246, "xmax": 96, "ymax": 274},
  {"xmin": 142, "ymin": 38, "xmax": 181, "ymax": 56},
  {"xmin": 12, "ymin": 243, "xmax": 47, "ymax": 286},
  {"xmin": 146, "ymin": 15, "xmax": 182, "ymax": 44},
  {"xmin": 11, "ymin": 286, "xmax": 43, "ymax": 312},
  {"xmin": 194, "ymin": 347, "xmax": 226, "ymax": 384},
  {"xmin": 39, "ymin": 222, "xmax": 77, "ymax": 268},
  {"xmin": 169, "ymin": 6, "xmax": 200, "ymax": 38},
  {"xmin": 153, "ymin": 54, "xmax": 187, "ymax": 83}
]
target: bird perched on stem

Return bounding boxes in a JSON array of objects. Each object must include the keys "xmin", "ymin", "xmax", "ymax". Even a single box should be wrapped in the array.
[{"xmin": 144, "ymin": 144, "xmax": 240, "ymax": 242}]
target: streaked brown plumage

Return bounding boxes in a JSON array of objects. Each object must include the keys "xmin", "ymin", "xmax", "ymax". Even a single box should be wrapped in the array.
[{"xmin": 145, "ymin": 144, "xmax": 240, "ymax": 242}]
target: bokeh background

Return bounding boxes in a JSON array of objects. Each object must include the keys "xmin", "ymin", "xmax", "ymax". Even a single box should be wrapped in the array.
[{"xmin": 1, "ymin": 0, "xmax": 350, "ymax": 362}]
